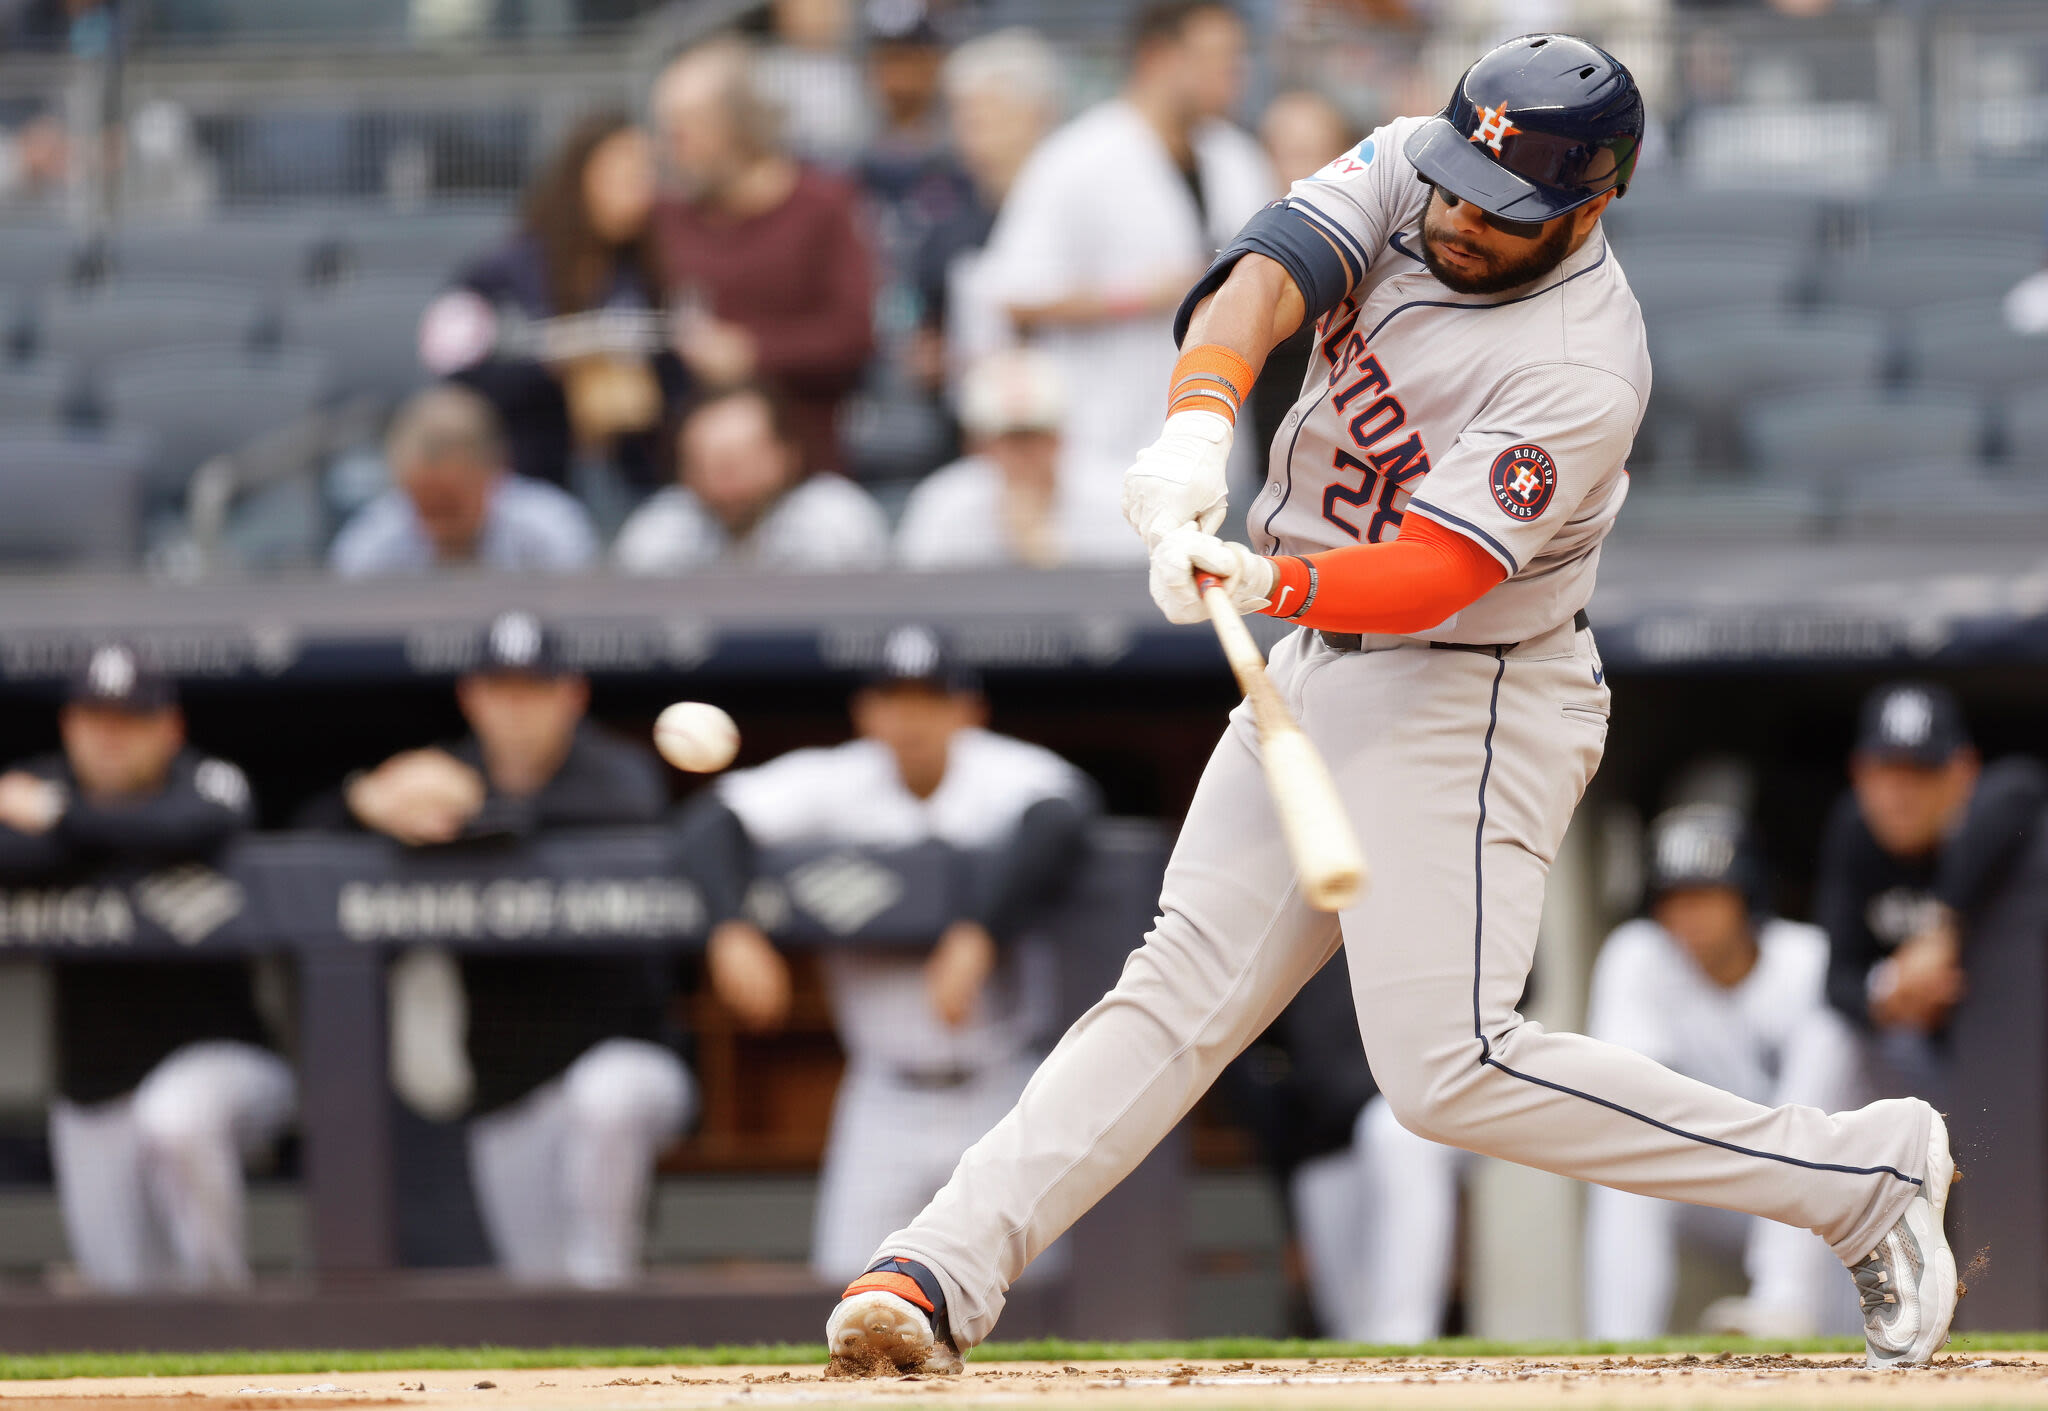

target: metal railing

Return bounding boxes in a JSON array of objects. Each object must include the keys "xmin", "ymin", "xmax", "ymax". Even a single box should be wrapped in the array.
[{"xmin": 6, "ymin": 2, "xmax": 2048, "ymax": 225}]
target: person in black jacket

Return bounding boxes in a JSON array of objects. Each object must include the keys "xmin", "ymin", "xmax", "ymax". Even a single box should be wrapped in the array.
[
  {"xmin": 0, "ymin": 644, "xmax": 285, "ymax": 1292},
  {"xmin": 1817, "ymin": 681, "xmax": 2048, "ymax": 1098},
  {"xmin": 419, "ymin": 111, "xmax": 687, "ymax": 496},
  {"xmin": 312, "ymin": 611, "xmax": 691, "ymax": 1286}
]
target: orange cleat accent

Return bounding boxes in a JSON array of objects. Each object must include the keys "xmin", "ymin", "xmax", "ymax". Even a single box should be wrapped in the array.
[{"xmin": 841, "ymin": 1269, "xmax": 934, "ymax": 1313}]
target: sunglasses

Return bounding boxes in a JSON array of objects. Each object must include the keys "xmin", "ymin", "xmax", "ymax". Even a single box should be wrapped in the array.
[{"xmin": 1427, "ymin": 184, "xmax": 1550, "ymax": 240}]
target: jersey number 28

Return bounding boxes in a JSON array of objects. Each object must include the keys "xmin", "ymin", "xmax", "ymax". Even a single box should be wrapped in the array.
[{"xmin": 1324, "ymin": 448, "xmax": 1427, "ymax": 543}]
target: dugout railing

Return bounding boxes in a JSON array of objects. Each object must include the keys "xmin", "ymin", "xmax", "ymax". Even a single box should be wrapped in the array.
[{"xmin": 0, "ymin": 820, "xmax": 1175, "ymax": 1352}]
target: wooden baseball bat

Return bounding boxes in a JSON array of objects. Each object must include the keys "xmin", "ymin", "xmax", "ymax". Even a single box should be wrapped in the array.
[{"xmin": 1198, "ymin": 576, "xmax": 1368, "ymax": 912}]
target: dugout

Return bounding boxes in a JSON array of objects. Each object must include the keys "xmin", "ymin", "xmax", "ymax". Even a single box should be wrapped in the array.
[{"xmin": 0, "ymin": 536, "xmax": 2041, "ymax": 1345}]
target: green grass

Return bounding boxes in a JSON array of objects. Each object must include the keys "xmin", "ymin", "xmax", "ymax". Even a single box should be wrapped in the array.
[{"xmin": 0, "ymin": 1333, "xmax": 2044, "ymax": 1381}]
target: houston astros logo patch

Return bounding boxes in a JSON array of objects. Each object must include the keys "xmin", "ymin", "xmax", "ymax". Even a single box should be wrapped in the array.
[{"xmin": 1489, "ymin": 444, "xmax": 1556, "ymax": 520}]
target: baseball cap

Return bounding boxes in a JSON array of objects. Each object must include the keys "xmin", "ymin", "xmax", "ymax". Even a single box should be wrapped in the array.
[
  {"xmin": 1854, "ymin": 681, "xmax": 1970, "ymax": 767},
  {"xmin": 473, "ymin": 610, "xmax": 565, "ymax": 677},
  {"xmin": 866, "ymin": 0, "xmax": 942, "ymax": 45},
  {"xmin": 67, "ymin": 644, "xmax": 176, "ymax": 712},
  {"xmin": 1645, "ymin": 802, "xmax": 1767, "ymax": 913},
  {"xmin": 867, "ymin": 624, "xmax": 981, "ymax": 694},
  {"xmin": 958, "ymin": 347, "xmax": 1065, "ymax": 440}
]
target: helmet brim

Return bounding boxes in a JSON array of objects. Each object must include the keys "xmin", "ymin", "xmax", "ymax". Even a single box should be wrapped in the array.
[{"xmin": 1403, "ymin": 117, "xmax": 1596, "ymax": 224}]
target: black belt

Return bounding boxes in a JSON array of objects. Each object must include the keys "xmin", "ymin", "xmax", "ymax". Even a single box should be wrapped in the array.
[
  {"xmin": 890, "ymin": 1066, "xmax": 981, "ymax": 1091},
  {"xmin": 1319, "ymin": 608, "xmax": 1589, "ymax": 656}
]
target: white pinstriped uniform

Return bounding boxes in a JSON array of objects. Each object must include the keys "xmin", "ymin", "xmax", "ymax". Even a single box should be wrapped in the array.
[{"xmin": 718, "ymin": 732, "xmax": 1090, "ymax": 1281}]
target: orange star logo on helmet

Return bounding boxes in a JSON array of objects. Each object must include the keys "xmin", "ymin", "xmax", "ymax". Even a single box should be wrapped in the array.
[{"xmin": 1470, "ymin": 102, "xmax": 1520, "ymax": 154}]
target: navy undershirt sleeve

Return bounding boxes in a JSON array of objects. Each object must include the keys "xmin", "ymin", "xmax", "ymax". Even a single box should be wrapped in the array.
[{"xmin": 1172, "ymin": 199, "xmax": 1360, "ymax": 348}]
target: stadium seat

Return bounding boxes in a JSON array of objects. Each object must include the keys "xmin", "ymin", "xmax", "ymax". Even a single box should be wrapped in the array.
[
  {"xmin": 1836, "ymin": 460, "xmax": 2048, "ymax": 536},
  {"xmin": 1818, "ymin": 237, "xmax": 2041, "ymax": 316},
  {"xmin": 0, "ymin": 359, "xmax": 81, "ymax": 426},
  {"xmin": 333, "ymin": 209, "xmax": 508, "ymax": 282},
  {"xmin": 1903, "ymin": 300, "xmax": 2048, "ymax": 396},
  {"xmin": 1998, "ymin": 380, "xmax": 2048, "ymax": 468},
  {"xmin": 1651, "ymin": 310, "xmax": 1890, "ymax": 469},
  {"xmin": 1863, "ymin": 183, "xmax": 2048, "ymax": 244},
  {"xmin": 1614, "ymin": 479, "xmax": 1827, "ymax": 539},
  {"xmin": 282, "ymin": 277, "xmax": 437, "ymax": 405},
  {"xmin": 1623, "ymin": 241, "xmax": 1808, "ymax": 330},
  {"xmin": 1685, "ymin": 102, "xmax": 1889, "ymax": 191},
  {"xmin": 1743, "ymin": 386, "xmax": 1984, "ymax": 480},
  {"xmin": 0, "ymin": 430, "xmax": 148, "ymax": 567},
  {"xmin": 101, "ymin": 345, "xmax": 331, "ymax": 502},
  {"xmin": 1603, "ymin": 186, "xmax": 1827, "ymax": 249},
  {"xmin": 0, "ymin": 225, "xmax": 82, "ymax": 294},
  {"xmin": 35, "ymin": 280, "xmax": 265, "ymax": 367},
  {"xmin": 106, "ymin": 219, "xmax": 330, "ymax": 289}
]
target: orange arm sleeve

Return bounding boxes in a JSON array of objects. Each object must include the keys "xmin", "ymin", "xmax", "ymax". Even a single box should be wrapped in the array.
[{"xmin": 1260, "ymin": 515, "xmax": 1507, "ymax": 634}]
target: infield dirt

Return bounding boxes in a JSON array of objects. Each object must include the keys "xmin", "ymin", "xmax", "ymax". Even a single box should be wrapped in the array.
[{"xmin": 4, "ymin": 1353, "xmax": 2048, "ymax": 1410}]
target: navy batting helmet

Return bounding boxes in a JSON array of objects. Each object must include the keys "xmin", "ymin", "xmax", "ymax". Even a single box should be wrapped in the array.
[{"xmin": 1404, "ymin": 33, "xmax": 1643, "ymax": 224}]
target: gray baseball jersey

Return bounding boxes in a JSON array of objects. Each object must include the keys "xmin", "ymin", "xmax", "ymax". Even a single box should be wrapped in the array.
[
  {"xmin": 1254, "ymin": 115, "xmax": 1650, "ymax": 646},
  {"xmin": 858, "ymin": 114, "xmax": 1936, "ymax": 1355}
]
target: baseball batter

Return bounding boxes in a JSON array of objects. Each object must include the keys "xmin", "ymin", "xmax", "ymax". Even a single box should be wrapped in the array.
[{"xmin": 827, "ymin": 34, "xmax": 1954, "ymax": 1375}]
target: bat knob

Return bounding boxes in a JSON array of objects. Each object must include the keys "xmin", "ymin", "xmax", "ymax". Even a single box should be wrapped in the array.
[{"xmin": 1194, "ymin": 572, "xmax": 1223, "ymax": 593}]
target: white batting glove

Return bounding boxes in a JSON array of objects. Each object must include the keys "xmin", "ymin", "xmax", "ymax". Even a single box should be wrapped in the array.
[
  {"xmin": 1148, "ymin": 524, "xmax": 1275, "ymax": 625},
  {"xmin": 1122, "ymin": 409, "xmax": 1233, "ymax": 549}
]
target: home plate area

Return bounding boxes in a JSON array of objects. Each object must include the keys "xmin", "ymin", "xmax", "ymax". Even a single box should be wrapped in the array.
[{"xmin": 5, "ymin": 1354, "xmax": 2048, "ymax": 1411}]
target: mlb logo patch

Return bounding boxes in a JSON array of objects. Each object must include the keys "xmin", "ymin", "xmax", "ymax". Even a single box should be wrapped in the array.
[{"xmin": 1489, "ymin": 444, "xmax": 1556, "ymax": 520}]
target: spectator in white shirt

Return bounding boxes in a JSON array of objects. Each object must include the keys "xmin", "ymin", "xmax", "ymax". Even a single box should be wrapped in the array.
[
  {"xmin": 330, "ymin": 385, "xmax": 598, "ymax": 578},
  {"xmin": 977, "ymin": 2, "xmax": 1275, "ymax": 493},
  {"xmin": 613, "ymin": 383, "xmax": 889, "ymax": 574},
  {"xmin": 1583, "ymin": 804, "xmax": 1865, "ymax": 1341},
  {"xmin": 913, "ymin": 28, "xmax": 1064, "ymax": 394},
  {"xmin": 897, "ymin": 348, "xmax": 1143, "ymax": 570}
]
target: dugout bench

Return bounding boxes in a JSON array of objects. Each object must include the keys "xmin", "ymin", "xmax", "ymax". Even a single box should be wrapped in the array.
[{"xmin": 0, "ymin": 820, "xmax": 1176, "ymax": 1351}]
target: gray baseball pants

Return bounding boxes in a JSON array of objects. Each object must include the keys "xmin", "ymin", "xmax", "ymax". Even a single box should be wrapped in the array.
[{"xmin": 878, "ymin": 622, "xmax": 1934, "ymax": 1348}]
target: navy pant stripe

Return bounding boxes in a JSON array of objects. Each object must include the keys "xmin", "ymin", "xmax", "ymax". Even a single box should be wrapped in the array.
[{"xmin": 1466, "ymin": 652, "xmax": 1921, "ymax": 1188}]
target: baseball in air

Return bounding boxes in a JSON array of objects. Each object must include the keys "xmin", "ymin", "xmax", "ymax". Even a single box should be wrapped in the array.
[{"xmin": 654, "ymin": 702, "xmax": 740, "ymax": 773}]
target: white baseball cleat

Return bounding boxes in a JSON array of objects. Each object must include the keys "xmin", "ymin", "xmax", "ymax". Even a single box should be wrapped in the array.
[
  {"xmin": 825, "ymin": 1257, "xmax": 963, "ymax": 1378},
  {"xmin": 1854, "ymin": 1106, "xmax": 1958, "ymax": 1370}
]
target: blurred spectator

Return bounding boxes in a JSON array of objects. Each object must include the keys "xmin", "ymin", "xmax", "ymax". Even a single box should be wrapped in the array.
[
  {"xmin": 420, "ymin": 111, "xmax": 687, "ymax": 495},
  {"xmin": 1259, "ymin": 88, "xmax": 1358, "ymax": 188},
  {"xmin": 613, "ymin": 383, "xmax": 888, "ymax": 574},
  {"xmin": 913, "ymin": 28, "xmax": 1062, "ymax": 393},
  {"xmin": 693, "ymin": 624, "xmax": 1096, "ymax": 1279},
  {"xmin": 654, "ymin": 36, "xmax": 876, "ymax": 475},
  {"xmin": 1250, "ymin": 89, "xmax": 1358, "ymax": 472},
  {"xmin": 0, "ymin": 109, "xmax": 66, "ymax": 206},
  {"xmin": 329, "ymin": 385, "xmax": 598, "ymax": 577},
  {"xmin": 979, "ymin": 1, "xmax": 1276, "ymax": 534},
  {"xmin": 845, "ymin": 3, "xmax": 978, "ymax": 480},
  {"xmin": 2003, "ymin": 201, "xmax": 2048, "ymax": 333},
  {"xmin": 753, "ymin": 0, "xmax": 872, "ymax": 167},
  {"xmin": 896, "ymin": 347, "xmax": 1140, "ymax": 569},
  {"xmin": 0, "ymin": 646, "xmax": 284, "ymax": 1292},
  {"xmin": 309, "ymin": 611, "xmax": 690, "ymax": 1286},
  {"xmin": 1817, "ymin": 682, "xmax": 2048, "ymax": 1099},
  {"xmin": 858, "ymin": 4, "xmax": 962, "ymax": 226},
  {"xmin": 1582, "ymin": 804, "xmax": 1860, "ymax": 1341}
]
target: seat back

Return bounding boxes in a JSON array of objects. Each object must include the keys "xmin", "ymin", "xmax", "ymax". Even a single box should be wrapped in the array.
[{"xmin": 0, "ymin": 431, "xmax": 149, "ymax": 567}]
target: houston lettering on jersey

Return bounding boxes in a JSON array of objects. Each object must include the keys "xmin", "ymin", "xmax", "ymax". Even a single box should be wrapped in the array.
[{"xmin": 1319, "ymin": 338, "xmax": 1432, "ymax": 542}]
